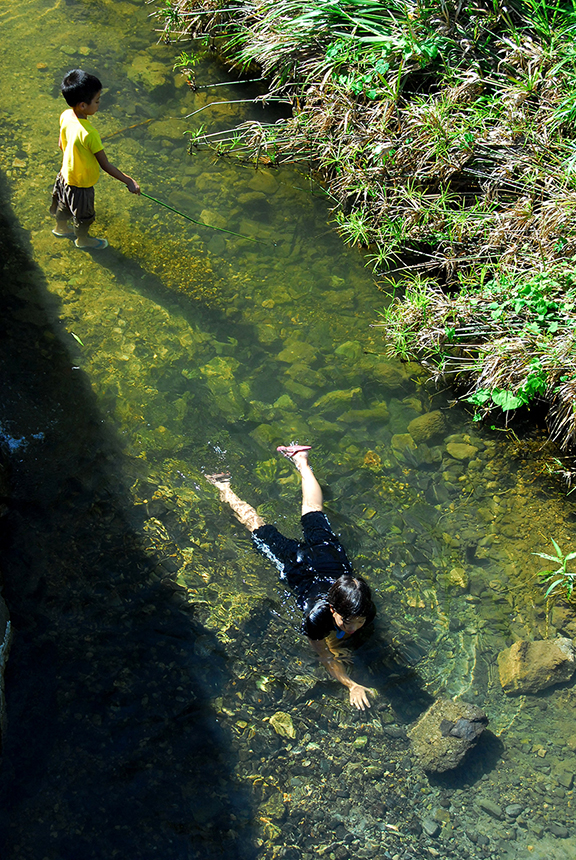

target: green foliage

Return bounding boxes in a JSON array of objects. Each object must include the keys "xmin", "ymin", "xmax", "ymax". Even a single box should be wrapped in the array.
[
  {"xmin": 533, "ymin": 539, "xmax": 576, "ymax": 601},
  {"xmin": 165, "ymin": 0, "xmax": 576, "ymax": 446}
]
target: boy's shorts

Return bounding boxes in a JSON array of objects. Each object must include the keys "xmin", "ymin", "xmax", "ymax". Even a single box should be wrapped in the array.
[
  {"xmin": 252, "ymin": 511, "xmax": 352, "ymax": 596},
  {"xmin": 50, "ymin": 174, "xmax": 95, "ymax": 227}
]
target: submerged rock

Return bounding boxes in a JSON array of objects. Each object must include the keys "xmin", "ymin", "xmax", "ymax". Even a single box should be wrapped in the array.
[
  {"xmin": 407, "ymin": 698, "xmax": 488, "ymax": 772},
  {"xmin": 446, "ymin": 441, "xmax": 479, "ymax": 460},
  {"xmin": 497, "ymin": 638, "xmax": 576, "ymax": 694},
  {"xmin": 408, "ymin": 410, "xmax": 445, "ymax": 443},
  {"xmin": 313, "ymin": 388, "xmax": 361, "ymax": 413},
  {"xmin": 335, "ymin": 340, "xmax": 364, "ymax": 361},
  {"xmin": 391, "ymin": 433, "xmax": 417, "ymax": 461},
  {"xmin": 371, "ymin": 361, "xmax": 408, "ymax": 389},
  {"xmin": 269, "ymin": 711, "xmax": 296, "ymax": 738},
  {"xmin": 127, "ymin": 53, "xmax": 171, "ymax": 95}
]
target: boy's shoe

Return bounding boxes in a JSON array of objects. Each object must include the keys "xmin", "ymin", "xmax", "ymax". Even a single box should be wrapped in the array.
[
  {"xmin": 74, "ymin": 238, "xmax": 108, "ymax": 250},
  {"xmin": 52, "ymin": 228, "xmax": 75, "ymax": 238}
]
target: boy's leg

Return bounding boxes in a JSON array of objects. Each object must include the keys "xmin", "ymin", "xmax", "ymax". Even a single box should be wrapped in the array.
[
  {"xmin": 71, "ymin": 186, "xmax": 108, "ymax": 250},
  {"xmin": 277, "ymin": 447, "xmax": 323, "ymax": 515},
  {"xmin": 205, "ymin": 473, "xmax": 265, "ymax": 532},
  {"xmin": 50, "ymin": 175, "xmax": 75, "ymax": 237}
]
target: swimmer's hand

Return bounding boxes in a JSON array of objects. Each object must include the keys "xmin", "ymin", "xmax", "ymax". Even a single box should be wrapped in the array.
[{"xmin": 349, "ymin": 683, "xmax": 373, "ymax": 710}]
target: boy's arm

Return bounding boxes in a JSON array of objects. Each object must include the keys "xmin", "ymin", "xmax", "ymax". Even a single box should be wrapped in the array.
[
  {"xmin": 95, "ymin": 150, "xmax": 140, "ymax": 194},
  {"xmin": 308, "ymin": 636, "xmax": 372, "ymax": 710},
  {"xmin": 58, "ymin": 134, "xmax": 63, "ymax": 151}
]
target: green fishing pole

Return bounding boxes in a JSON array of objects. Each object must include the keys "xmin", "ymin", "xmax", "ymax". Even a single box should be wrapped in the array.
[{"xmin": 141, "ymin": 191, "xmax": 267, "ymax": 245}]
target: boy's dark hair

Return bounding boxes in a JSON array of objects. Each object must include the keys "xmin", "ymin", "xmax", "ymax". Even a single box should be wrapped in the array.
[
  {"xmin": 327, "ymin": 574, "xmax": 374, "ymax": 620},
  {"xmin": 61, "ymin": 69, "xmax": 102, "ymax": 107}
]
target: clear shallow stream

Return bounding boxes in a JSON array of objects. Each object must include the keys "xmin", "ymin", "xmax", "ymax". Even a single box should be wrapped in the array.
[{"xmin": 0, "ymin": 1, "xmax": 576, "ymax": 858}]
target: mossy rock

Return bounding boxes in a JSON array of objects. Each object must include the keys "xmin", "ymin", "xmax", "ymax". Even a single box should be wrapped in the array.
[
  {"xmin": 277, "ymin": 339, "xmax": 316, "ymax": 364},
  {"xmin": 269, "ymin": 711, "xmax": 296, "ymax": 738},
  {"xmin": 339, "ymin": 402, "xmax": 390, "ymax": 424},
  {"xmin": 371, "ymin": 361, "xmax": 409, "ymax": 389},
  {"xmin": 446, "ymin": 441, "xmax": 479, "ymax": 460},
  {"xmin": 259, "ymin": 790, "xmax": 285, "ymax": 823},
  {"xmin": 127, "ymin": 54, "xmax": 171, "ymax": 95},
  {"xmin": 391, "ymin": 433, "xmax": 417, "ymax": 460},
  {"xmin": 408, "ymin": 410, "xmax": 446, "ymax": 443},
  {"xmin": 335, "ymin": 340, "xmax": 364, "ymax": 361},
  {"xmin": 313, "ymin": 387, "xmax": 362, "ymax": 413}
]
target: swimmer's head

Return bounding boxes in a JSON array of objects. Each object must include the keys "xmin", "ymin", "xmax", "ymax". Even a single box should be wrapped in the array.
[{"xmin": 327, "ymin": 574, "xmax": 374, "ymax": 632}]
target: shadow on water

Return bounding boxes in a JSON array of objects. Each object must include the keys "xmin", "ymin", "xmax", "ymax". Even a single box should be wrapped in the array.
[{"xmin": 0, "ymin": 171, "xmax": 258, "ymax": 859}]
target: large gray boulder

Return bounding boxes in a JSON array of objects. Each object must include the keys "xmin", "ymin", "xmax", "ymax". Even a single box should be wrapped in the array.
[
  {"xmin": 497, "ymin": 638, "xmax": 576, "ymax": 695},
  {"xmin": 407, "ymin": 698, "xmax": 488, "ymax": 773}
]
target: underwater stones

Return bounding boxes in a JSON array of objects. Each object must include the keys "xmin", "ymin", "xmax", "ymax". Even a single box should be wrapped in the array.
[
  {"xmin": 550, "ymin": 604, "xmax": 576, "ymax": 639},
  {"xmin": 269, "ymin": 711, "xmax": 296, "ymax": 739},
  {"xmin": 407, "ymin": 410, "xmax": 445, "ymax": 443},
  {"xmin": 371, "ymin": 361, "xmax": 408, "ymax": 389},
  {"xmin": 199, "ymin": 356, "xmax": 246, "ymax": 419},
  {"xmin": 285, "ymin": 362, "xmax": 324, "ymax": 387},
  {"xmin": 477, "ymin": 798, "xmax": 503, "ymax": 820},
  {"xmin": 284, "ymin": 379, "xmax": 315, "ymax": 400},
  {"xmin": 246, "ymin": 170, "xmax": 278, "ymax": 194},
  {"xmin": 446, "ymin": 441, "xmax": 479, "ymax": 460},
  {"xmin": 148, "ymin": 119, "xmax": 188, "ymax": 140},
  {"xmin": 277, "ymin": 339, "xmax": 316, "ymax": 364},
  {"xmin": 322, "ymin": 288, "xmax": 355, "ymax": 309},
  {"xmin": 255, "ymin": 322, "xmax": 280, "ymax": 345},
  {"xmin": 195, "ymin": 172, "xmax": 228, "ymax": 193},
  {"xmin": 259, "ymin": 789, "xmax": 286, "ymax": 821},
  {"xmin": 335, "ymin": 340, "xmax": 364, "ymax": 362},
  {"xmin": 250, "ymin": 424, "xmax": 279, "ymax": 450},
  {"xmin": 199, "ymin": 209, "xmax": 228, "ymax": 231},
  {"xmin": 127, "ymin": 53, "xmax": 171, "ymax": 96},
  {"xmin": 421, "ymin": 817, "xmax": 441, "ymax": 837},
  {"xmin": 312, "ymin": 388, "xmax": 361, "ymax": 413},
  {"xmin": 237, "ymin": 191, "xmax": 266, "ymax": 206},
  {"xmin": 436, "ymin": 567, "xmax": 469, "ymax": 594},
  {"xmin": 308, "ymin": 416, "xmax": 341, "ymax": 435},
  {"xmin": 497, "ymin": 638, "xmax": 576, "ymax": 695},
  {"xmin": 339, "ymin": 403, "xmax": 390, "ymax": 425},
  {"xmin": 273, "ymin": 394, "xmax": 296, "ymax": 411},
  {"xmin": 407, "ymin": 698, "xmax": 488, "ymax": 773},
  {"xmin": 391, "ymin": 433, "xmax": 417, "ymax": 461}
]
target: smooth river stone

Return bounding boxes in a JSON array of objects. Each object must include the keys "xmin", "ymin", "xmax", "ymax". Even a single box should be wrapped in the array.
[{"xmin": 446, "ymin": 441, "xmax": 479, "ymax": 460}]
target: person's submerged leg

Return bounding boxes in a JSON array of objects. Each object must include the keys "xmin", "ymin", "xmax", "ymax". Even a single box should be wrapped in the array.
[
  {"xmin": 205, "ymin": 472, "xmax": 265, "ymax": 532},
  {"xmin": 277, "ymin": 445, "xmax": 323, "ymax": 515}
]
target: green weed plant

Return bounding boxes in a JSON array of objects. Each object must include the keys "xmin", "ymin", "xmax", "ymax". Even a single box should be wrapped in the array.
[
  {"xmin": 533, "ymin": 539, "xmax": 576, "ymax": 601},
  {"xmin": 157, "ymin": 0, "xmax": 576, "ymax": 451}
]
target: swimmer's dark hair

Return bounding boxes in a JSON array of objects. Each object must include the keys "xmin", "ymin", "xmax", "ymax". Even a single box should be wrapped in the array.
[
  {"xmin": 61, "ymin": 69, "xmax": 102, "ymax": 107},
  {"xmin": 326, "ymin": 574, "xmax": 374, "ymax": 620}
]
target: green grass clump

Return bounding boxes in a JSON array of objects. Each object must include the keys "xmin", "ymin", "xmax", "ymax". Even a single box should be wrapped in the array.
[{"xmin": 156, "ymin": 0, "xmax": 576, "ymax": 451}]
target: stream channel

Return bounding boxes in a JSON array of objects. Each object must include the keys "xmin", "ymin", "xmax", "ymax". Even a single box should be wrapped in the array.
[{"xmin": 1, "ymin": 1, "xmax": 576, "ymax": 858}]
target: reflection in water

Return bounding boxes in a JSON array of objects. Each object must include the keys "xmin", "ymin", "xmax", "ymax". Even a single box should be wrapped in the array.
[{"xmin": 0, "ymin": 0, "xmax": 576, "ymax": 857}]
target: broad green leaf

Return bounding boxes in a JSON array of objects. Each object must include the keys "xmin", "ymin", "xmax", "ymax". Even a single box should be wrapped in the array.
[{"xmin": 491, "ymin": 389, "xmax": 523, "ymax": 410}]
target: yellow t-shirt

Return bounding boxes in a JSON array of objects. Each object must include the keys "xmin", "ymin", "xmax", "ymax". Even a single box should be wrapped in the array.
[{"xmin": 59, "ymin": 108, "xmax": 103, "ymax": 188}]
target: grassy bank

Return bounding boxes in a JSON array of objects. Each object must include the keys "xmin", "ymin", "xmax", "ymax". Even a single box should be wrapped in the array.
[{"xmin": 157, "ymin": 0, "xmax": 576, "ymax": 458}]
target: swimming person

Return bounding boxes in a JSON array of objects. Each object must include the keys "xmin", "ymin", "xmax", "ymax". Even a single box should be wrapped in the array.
[{"xmin": 206, "ymin": 445, "xmax": 376, "ymax": 710}]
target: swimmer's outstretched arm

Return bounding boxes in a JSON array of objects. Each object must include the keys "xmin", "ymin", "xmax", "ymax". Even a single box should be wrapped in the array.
[
  {"xmin": 308, "ymin": 637, "xmax": 373, "ymax": 710},
  {"xmin": 205, "ymin": 474, "xmax": 265, "ymax": 532}
]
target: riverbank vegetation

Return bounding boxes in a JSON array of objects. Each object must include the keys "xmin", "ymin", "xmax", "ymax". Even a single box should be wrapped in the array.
[{"xmin": 157, "ymin": 0, "xmax": 576, "ymax": 458}]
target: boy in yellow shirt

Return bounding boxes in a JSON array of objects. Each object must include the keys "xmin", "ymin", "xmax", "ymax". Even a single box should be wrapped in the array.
[{"xmin": 50, "ymin": 69, "xmax": 141, "ymax": 250}]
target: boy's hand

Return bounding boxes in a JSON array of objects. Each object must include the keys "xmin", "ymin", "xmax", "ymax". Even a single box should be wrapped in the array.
[{"xmin": 126, "ymin": 178, "xmax": 141, "ymax": 195}]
